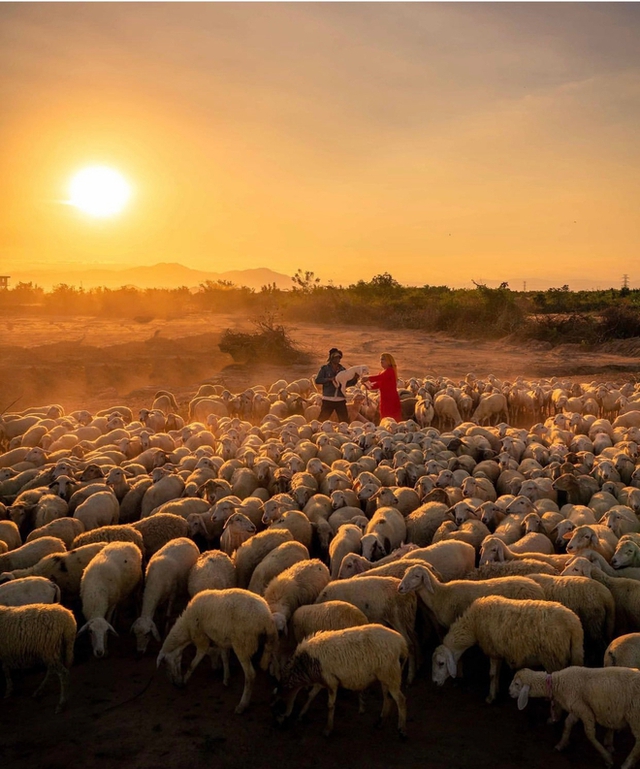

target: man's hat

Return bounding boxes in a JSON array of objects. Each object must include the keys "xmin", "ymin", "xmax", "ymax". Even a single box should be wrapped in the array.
[{"xmin": 328, "ymin": 348, "xmax": 343, "ymax": 360}]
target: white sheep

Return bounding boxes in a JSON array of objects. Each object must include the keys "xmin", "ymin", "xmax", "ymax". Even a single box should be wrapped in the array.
[
  {"xmin": 26, "ymin": 517, "xmax": 85, "ymax": 548},
  {"xmin": 564, "ymin": 523, "xmax": 618, "ymax": 561},
  {"xmin": 399, "ymin": 540, "xmax": 476, "ymax": 582},
  {"xmin": 264, "ymin": 558, "xmax": 331, "ymax": 633},
  {"xmin": 78, "ymin": 541, "xmax": 143, "ymax": 658},
  {"xmin": 604, "ymin": 633, "xmax": 640, "ymax": 669},
  {"xmin": 510, "ymin": 666, "xmax": 640, "ymax": 769},
  {"xmin": 156, "ymin": 588, "xmax": 278, "ymax": 714},
  {"xmin": 130, "ymin": 513, "xmax": 189, "ymax": 556},
  {"xmin": 479, "ymin": 536, "xmax": 572, "ymax": 571},
  {"xmin": 0, "ymin": 536, "xmax": 66, "ymax": 573},
  {"xmin": 0, "ymin": 576, "xmax": 61, "ymax": 606},
  {"xmin": 276, "ymin": 624, "xmax": 407, "ymax": 737},
  {"xmin": 397, "ymin": 563, "xmax": 544, "ymax": 631},
  {"xmin": 334, "ymin": 366, "xmax": 369, "ymax": 397},
  {"xmin": 131, "ymin": 537, "xmax": 200, "ymax": 654},
  {"xmin": 220, "ymin": 512, "xmax": 256, "ymax": 556},
  {"xmin": 432, "ymin": 595, "xmax": 584, "ymax": 703},
  {"xmin": 290, "ymin": 600, "xmax": 369, "ymax": 644},
  {"xmin": 0, "ymin": 520, "xmax": 21, "ymax": 551},
  {"xmin": 268, "ymin": 510, "xmax": 313, "ymax": 551},
  {"xmin": 188, "ymin": 550, "xmax": 237, "ymax": 597},
  {"xmin": 72, "ymin": 524, "xmax": 145, "ymax": 555},
  {"xmin": 73, "ymin": 490, "xmax": 120, "ymax": 531},
  {"xmin": 247, "ymin": 541, "xmax": 310, "ymax": 596},
  {"xmin": 329, "ymin": 523, "xmax": 362, "ymax": 579},
  {"xmin": 234, "ymin": 528, "xmax": 293, "ymax": 588},
  {"xmin": 0, "ymin": 603, "xmax": 77, "ymax": 712},
  {"xmin": 362, "ymin": 507, "xmax": 407, "ymax": 561}
]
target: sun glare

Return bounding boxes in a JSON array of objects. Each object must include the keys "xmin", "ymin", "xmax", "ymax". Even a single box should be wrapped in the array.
[{"xmin": 68, "ymin": 166, "xmax": 132, "ymax": 217}]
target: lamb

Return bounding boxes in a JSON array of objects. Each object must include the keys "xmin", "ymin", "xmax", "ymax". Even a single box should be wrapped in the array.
[
  {"xmin": 398, "ymin": 563, "xmax": 544, "ymax": 631},
  {"xmin": 78, "ymin": 541, "xmax": 143, "ymax": 658},
  {"xmin": 0, "ymin": 576, "xmax": 61, "ymax": 606},
  {"xmin": 316, "ymin": 575, "xmax": 418, "ymax": 683},
  {"xmin": 1, "ymin": 543, "xmax": 106, "ymax": 599},
  {"xmin": 131, "ymin": 537, "xmax": 200, "ymax": 654},
  {"xmin": 290, "ymin": 600, "xmax": 369, "ymax": 644},
  {"xmin": 333, "ymin": 365, "xmax": 369, "ymax": 398},
  {"xmin": 264, "ymin": 558, "xmax": 331, "ymax": 633},
  {"xmin": 510, "ymin": 666, "xmax": 640, "ymax": 769},
  {"xmin": 604, "ymin": 633, "xmax": 640, "ymax": 669},
  {"xmin": 276, "ymin": 624, "xmax": 407, "ymax": 737},
  {"xmin": 188, "ymin": 550, "xmax": 237, "ymax": 597},
  {"xmin": 0, "ymin": 537, "xmax": 66, "ymax": 573},
  {"xmin": 432, "ymin": 595, "xmax": 584, "ymax": 704},
  {"xmin": 234, "ymin": 529, "xmax": 293, "ymax": 588},
  {"xmin": 26, "ymin": 517, "xmax": 84, "ymax": 549},
  {"xmin": 156, "ymin": 588, "xmax": 278, "ymax": 714},
  {"xmin": 0, "ymin": 603, "xmax": 77, "ymax": 712},
  {"xmin": 248, "ymin": 541, "xmax": 310, "ymax": 596}
]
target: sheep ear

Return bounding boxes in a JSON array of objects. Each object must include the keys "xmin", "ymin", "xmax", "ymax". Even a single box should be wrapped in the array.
[
  {"xmin": 517, "ymin": 684, "xmax": 530, "ymax": 710},
  {"xmin": 107, "ymin": 623, "xmax": 119, "ymax": 637},
  {"xmin": 562, "ymin": 531, "xmax": 573, "ymax": 540},
  {"xmin": 444, "ymin": 647, "xmax": 457, "ymax": 678},
  {"xmin": 156, "ymin": 651, "xmax": 165, "ymax": 668},
  {"xmin": 77, "ymin": 622, "xmax": 89, "ymax": 636},
  {"xmin": 423, "ymin": 571, "xmax": 435, "ymax": 593}
]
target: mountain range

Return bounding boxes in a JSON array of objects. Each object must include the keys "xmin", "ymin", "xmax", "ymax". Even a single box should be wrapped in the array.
[{"xmin": 8, "ymin": 263, "xmax": 293, "ymax": 291}]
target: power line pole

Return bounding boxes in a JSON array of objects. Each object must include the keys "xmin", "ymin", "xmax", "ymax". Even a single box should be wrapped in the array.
[
  {"xmin": 622, "ymin": 274, "xmax": 629, "ymax": 289},
  {"xmin": 523, "ymin": 280, "xmax": 527, "ymax": 292}
]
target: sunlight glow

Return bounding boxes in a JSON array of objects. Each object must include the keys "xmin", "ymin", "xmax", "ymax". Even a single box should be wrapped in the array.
[{"xmin": 68, "ymin": 166, "xmax": 131, "ymax": 217}]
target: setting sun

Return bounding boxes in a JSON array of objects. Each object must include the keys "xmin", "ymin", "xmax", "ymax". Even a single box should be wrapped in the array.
[{"xmin": 68, "ymin": 166, "xmax": 132, "ymax": 217}]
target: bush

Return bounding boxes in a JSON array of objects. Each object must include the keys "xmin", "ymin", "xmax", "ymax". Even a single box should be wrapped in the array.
[{"xmin": 218, "ymin": 315, "xmax": 312, "ymax": 365}]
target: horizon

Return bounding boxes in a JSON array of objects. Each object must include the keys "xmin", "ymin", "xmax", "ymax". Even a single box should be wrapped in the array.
[{"xmin": 2, "ymin": 4, "xmax": 639, "ymax": 286}]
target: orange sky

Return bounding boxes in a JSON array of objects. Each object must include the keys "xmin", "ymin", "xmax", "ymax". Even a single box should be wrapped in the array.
[{"xmin": 1, "ymin": 3, "xmax": 639, "ymax": 289}]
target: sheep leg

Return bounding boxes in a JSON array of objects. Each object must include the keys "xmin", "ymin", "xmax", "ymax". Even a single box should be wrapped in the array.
[
  {"xmin": 486, "ymin": 658, "xmax": 502, "ymax": 704},
  {"xmin": 387, "ymin": 682, "xmax": 407, "ymax": 738},
  {"xmin": 55, "ymin": 666, "xmax": 70, "ymax": 714},
  {"xmin": 298, "ymin": 684, "xmax": 323, "ymax": 719},
  {"xmin": 323, "ymin": 686, "xmax": 338, "ymax": 737},
  {"xmin": 33, "ymin": 668, "xmax": 51, "ymax": 698},
  {"xmin": 621, "ymin": 726, "xmax": 640, "ymax": 769},
  {"xmin": 221, "ymin": 649, "xmax": 231, "ymax": 686},
  {"xmin": 234, "ymin": 656, "xmax": 255, "ymax": 715},
  {"xmin": 555, "ymin": 713, "xmax": 580, "ymax": 751},
  {"xmin": 183, "ymin": 641, "xmax": 211, "ymax": 684},
  {"xmin": 604, "ymin": 730, "xmax": 615, "ymax": 754},
  {"xmin": 579, "ymin": 711, "xmax": 614, "ymax": 767},
  {"xmin": 379, "ymin": 683, "xmax": 391, "ymax": 721}
]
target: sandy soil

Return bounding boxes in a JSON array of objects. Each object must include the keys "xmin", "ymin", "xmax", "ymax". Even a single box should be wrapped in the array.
[
  {"xmin": 1, "ymin": 312, "xmax": 639, "ymax": 768},
  {"xmin": 0, "ymin": 312, "xmax": 638, "ymax": 415}
]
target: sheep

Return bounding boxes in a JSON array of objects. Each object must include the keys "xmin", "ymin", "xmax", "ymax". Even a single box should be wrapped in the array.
[
  {"xmin": 276, "ymin": 624, "xmax": 407, "ymax": 737},
  {"xmin": 188, "ymin": 550, "xmax": 237, "ymax": 596},
  {"xmin": 130, "ymin": 513, "xmax": 189, "ymax": 556},
  {"xmin": 479, "ymin": 536, "xmax": 572, "ymax": 571},
  {"xmin": 329, "ymin": 523, "xmax": 362, "ymax": 579},
  {"xmin": 432, "ymin": 595, "xmax": 584, "ymax": 703},
  {"xmin": 0, "ymin": 520, "xmax": 21, "ymax": 551},
  {"xmin": 78, "ymin": 541, "xmax": 143, "ymax": 658},
  {"xmin": 131, "ymin": 537, "xmax": 200, "ymax": 654},
  {"xmin": 26, "ymin": 517, "xmax": 85, "ymax": 549},
  {"xmin": 73, "ymin": 490, "xmax": 120, "ymax": 531},
  {"xmin": 562, "ymin": 557, "xmax": 640, "ymax": 635},
  {"xmin": 471, "ymin": 393, "xmax": 509, "ymax": 426},
  {"xmin": 220, "ymin": 513, "xmax": 256, "ymax": 556},
  {"xmin": 156, "ymin": 588, "xmax": 278, "ymax": 714},
  {"xmin": 264, "ymin": 558, "xmax": 331, "ymax": 633},
  {"xmin": 465, "ymin": 559, "xmax": 560, "ymax": 580},
  {"xmin": 0, "ymin": 603, "xmax": 77, "ymax": 713},
  {"xmin": 291, "ymin": 600, "xmax": 369, "ymax": 644},
  {"xmin": 612, "ymin": 539, "xmax": 640, "ymax": 569},
  {"xmin": 334, "ymin": 365, "xmax": 368, "ymax": 397},
  {"xmin": 0, "ymin": 537, "xmax": 66, "ymax": 574},
  {"xmin": 404, "ymin": 501, "xmax": 452, "ymax": 547},
  {"xmin": 316, "ymin": 575, "xmax": 418, "ymax": 683},
  {"xmin": 247, "ymin": 541, "xmax": 310, "ymax": 596},
  {"xmin": 362, "ymin": 507, "xmax": 407, "ymax": 561},
  {"xmin": 564, "ymin": 524, "xmax": 618, "ymax": 561},
  {"xmin": 0, "ymin": 576, "xmax": 61, "ymax": 606},
  {"xmin": 432, "ymin": 519, "xmax": 490, "ymax": 551},
  {"xmin": 72, "ymin": 524, "xmax": 145, "ymax": 555},
  {"xmin": 234, "ymin": 529, "xmax": 293, "ymax": 589},
  {"xmin": 399, "ymin": 540, "xmax": 476, "ymax": 582},
  {"xmin": 510, "ymin": 666, "xmax": 640, "ymax": 769},
  {"xmin": 528, "ymin": 573, "xmax": 615, "ymax": 663},
  {"xmin": 398, "ymin": 563, "xmax": 545, "ymax": 632},
  {"xmin": 338, "ymin": 554, "xmax": 430, "ymax": 581},
  {"xmin": 1, "ymin": 543, "xmax": 106, "ymax": 599},
  {"xmin": 269, "ymin": 510, "xmax": 313, "ymax": 551},
  {"xmin": 604, "ymin": 633, "xmax": 640, "ymax": 670}
]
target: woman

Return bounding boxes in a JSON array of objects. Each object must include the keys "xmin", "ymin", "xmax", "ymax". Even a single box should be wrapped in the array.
[{"xmin": 362, "ymin": 353, "xmax": 402, "ymax": 422}]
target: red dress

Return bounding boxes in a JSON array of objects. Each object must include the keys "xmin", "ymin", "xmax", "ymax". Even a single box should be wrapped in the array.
[{"xmin": 367, "ymin": 367, "xmax": 402, "ymax": 421}]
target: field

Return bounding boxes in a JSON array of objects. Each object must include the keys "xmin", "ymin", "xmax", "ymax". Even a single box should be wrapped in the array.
[{"xmin": 1, "ymin": 313, "xmax": 639, "ymax": 769}]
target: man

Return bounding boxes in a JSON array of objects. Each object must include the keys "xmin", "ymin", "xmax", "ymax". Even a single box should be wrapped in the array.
[{"xmin": 315, "ymin": 348, "xmax": 360, "ymax": 422}]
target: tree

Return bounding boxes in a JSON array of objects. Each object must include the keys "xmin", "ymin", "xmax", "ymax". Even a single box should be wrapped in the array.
[{"xmin": 291, "ymin": 269, "xmax": 321, "ymax": 292}]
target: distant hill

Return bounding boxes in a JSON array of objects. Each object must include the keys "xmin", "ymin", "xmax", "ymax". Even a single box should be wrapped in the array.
[{"xmin": 9, "ymin": 263, "xmax": 293, "ymax": 291}]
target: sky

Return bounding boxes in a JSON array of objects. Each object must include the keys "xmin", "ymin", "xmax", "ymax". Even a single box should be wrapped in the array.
[{"xmin": 1, "ymin": 2, "xmax": 639, "ymax": 289}]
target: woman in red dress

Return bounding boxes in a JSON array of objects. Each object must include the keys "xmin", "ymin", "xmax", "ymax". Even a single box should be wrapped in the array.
[{"xmin": 363, "ymin": 353, "xmax": 402, "ymax": 422}]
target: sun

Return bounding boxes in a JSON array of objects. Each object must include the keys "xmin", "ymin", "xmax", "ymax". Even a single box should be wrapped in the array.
[{"xmin": 68, "ymin": 166, "xmax": 132, "ymax": 217}]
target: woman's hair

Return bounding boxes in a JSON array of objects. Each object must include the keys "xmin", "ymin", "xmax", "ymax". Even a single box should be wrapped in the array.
[{"xmin": 381, "ymin": 352, "xmax": 398, "ymax": 375}]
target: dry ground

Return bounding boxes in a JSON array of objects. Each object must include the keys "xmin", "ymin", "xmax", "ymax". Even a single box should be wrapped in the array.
[{"xmin": 1, "ymin": 313, "xmax": 639, "ymax": 768}]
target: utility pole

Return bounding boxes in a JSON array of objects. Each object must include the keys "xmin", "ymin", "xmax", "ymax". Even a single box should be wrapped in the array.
[
  {"xmin": 523, "ymin": 280, "xmax": 527, "ymax": 292},
  {"xmin": 622, "ymin": 274, "xmax": 629, "ymax": 289}
]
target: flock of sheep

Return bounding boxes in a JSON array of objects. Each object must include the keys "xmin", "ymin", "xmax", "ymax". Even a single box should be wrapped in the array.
[{"xmin": 3, "ymin": 371, "xmax": 640, "ymax": 766}]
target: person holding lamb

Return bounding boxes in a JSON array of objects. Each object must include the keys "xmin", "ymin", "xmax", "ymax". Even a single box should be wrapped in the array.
[
  {"xmin": 315, "ymin": 348, "xmax": 362, "ymax": 423},
  {"xmin": 362, "ymin": 353, "xmax": 402, "ymax": 422}
]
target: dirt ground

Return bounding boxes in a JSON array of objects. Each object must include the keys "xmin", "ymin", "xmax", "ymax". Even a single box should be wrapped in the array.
[
  {"xmin": 1, "ymin": 312, "xmax": 639, "ymax": 768},
  {"xmin": 1, "ymin": 312, "xmax": 639, "ymax": 415}
]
